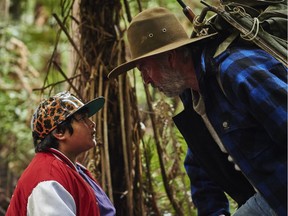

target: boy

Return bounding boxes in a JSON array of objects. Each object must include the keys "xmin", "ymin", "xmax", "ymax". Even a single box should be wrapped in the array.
[{"xmin": 6, "ymin": 91, "xmax": 115, "ymax": 216}]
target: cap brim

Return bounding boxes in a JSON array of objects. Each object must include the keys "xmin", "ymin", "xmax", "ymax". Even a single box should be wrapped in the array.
[
  {"xmin": 78, "ymin": 96, "xmax": 105, "ymax": 117},
  {"xmin": 108, "ymin": 33, "xmax": 217, "ymax": 79}
]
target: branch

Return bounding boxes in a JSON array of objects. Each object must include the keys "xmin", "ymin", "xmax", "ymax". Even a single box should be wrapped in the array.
[
  {"xmin": 52, "ymin": 61, "xmax": 83, "ymax": 101},
  {"xmin": 32, "ymin": 74, "xmax": 81, "ymax": 92},
  {"xmin": 52, "ymin": 13, "xmax": 90, "ymax": 69},
  {"xmin": 143, "ymin": 84, "xmax": 184, "ymax": 216}
]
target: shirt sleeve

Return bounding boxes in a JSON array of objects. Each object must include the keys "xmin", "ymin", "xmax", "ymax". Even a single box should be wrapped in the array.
[
  {"xmin": 219, "ymin": 47, "xmax": 287, "ymax": 145},
  {"xmin": 27, "ymin": 180, "xmax": 76, "ymax": 216},
  {"xmin": 184, "ymin": 148, "xmax": 230, "ymax": 216}
]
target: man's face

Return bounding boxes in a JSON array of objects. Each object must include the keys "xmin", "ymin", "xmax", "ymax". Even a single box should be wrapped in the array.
[{"xmin": 137, "ymin": 55, "xmax": 187, "ymax": 97}]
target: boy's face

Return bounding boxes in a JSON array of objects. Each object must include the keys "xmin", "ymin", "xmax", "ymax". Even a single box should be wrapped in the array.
[{"xmin": 64, "ymin": 112, "xmax": 97, "ymax": 156}]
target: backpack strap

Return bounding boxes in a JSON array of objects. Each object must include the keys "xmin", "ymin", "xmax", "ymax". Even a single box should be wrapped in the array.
[
  {"xmin": 213, "ymin": 30, "xmax": 239, "ymax": 58},
  {"xmin": 202, "ymin": 32, "xmax": 240, "ymax": 98}
]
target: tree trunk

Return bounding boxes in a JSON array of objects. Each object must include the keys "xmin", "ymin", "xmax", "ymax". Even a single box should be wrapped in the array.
[{"xmin": 76, "ymin": 1, "xmax": 143, "ymax": 215}]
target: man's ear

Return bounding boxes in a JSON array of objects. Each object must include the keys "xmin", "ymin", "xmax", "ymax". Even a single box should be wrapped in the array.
[
  {"xmin": 52, "ymin": 129, "xmax": 66, "ymax": 140},
  {"xmin": 167, "ymin": 50, "xmax": 177, "ymax": 69}
]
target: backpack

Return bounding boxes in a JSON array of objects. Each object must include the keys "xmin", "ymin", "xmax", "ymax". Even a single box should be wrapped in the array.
[{"xmin": 178, "ymin": 0, "xmax": 288, "ymax": 66}]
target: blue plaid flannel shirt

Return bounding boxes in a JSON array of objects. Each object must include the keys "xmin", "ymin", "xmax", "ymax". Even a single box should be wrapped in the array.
[{"xmin": 182, "ymin": 41, "xmax": 287, "ymax": 216}]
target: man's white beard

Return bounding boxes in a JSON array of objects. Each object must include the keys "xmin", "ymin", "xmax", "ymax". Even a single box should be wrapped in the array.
[{"xmin": 158, "ymin": 67, "xmax": 187, "ymax": 97}]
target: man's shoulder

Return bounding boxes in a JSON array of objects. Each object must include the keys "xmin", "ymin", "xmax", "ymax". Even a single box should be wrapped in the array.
[
  {"xmin": 214, "ymin": 42, "xmax": 280, "ymax": 75},
  {"xmin": 200, "ymin": 39, "xmax": 272, "ymax": 77},
  {"xmin": 215, "ymin": 41, "xmax": 278, "ymax": 64}
]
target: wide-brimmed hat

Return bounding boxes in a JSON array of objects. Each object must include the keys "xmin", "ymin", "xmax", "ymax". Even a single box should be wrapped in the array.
[
  {"xmin": 108, "ymin": 7, "xmax": 217, "ymax": 79},
  {"xmin": 31, "ymin": 91, "xmax": 105, "ymax": 143}
]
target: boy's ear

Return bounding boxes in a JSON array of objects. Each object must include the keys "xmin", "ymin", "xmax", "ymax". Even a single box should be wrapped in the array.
[{"xmin": 52, "ymin": 129, "xmax": 65, "ymax": 140}]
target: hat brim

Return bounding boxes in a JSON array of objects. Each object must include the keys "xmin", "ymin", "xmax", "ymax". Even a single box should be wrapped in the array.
[
  {"xmin": 108, "ymin": 33, "xmax": 217, "ymax": 79},
  {"xmin": 77, "ymin": 96, "xmax": 105, "ymax": 117}
]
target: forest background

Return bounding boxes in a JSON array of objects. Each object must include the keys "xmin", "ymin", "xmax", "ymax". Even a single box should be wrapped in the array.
[{"xmin": 0, "ymin": 0, "xmax": 235, "ymax": 215}]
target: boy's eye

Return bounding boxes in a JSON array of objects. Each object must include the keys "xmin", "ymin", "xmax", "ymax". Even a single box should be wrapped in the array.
[{"xmin": 75, "ymin": 113, "xmax": 89, "ymax": 121}]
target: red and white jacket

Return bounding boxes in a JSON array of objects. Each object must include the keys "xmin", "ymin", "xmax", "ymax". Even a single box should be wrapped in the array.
[{"xmin": 6, "ymin": 148, "xmax": 100, "ymax": 216}]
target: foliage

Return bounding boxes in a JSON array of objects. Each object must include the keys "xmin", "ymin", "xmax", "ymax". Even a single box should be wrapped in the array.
[
  {"xmin": 0, "ymin": 25, "xmax": 38, "ymax": 175},
  {"xmin": 132, "ymin": 69, "xmax": 194, "ymax": 214},
  {"xmin": 139, "ymin": 97, "xmax": 195, "ymax": 215},
  {"xmin": 0, "ymin": 0, "xmax": 71, "ymax": 181}
]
